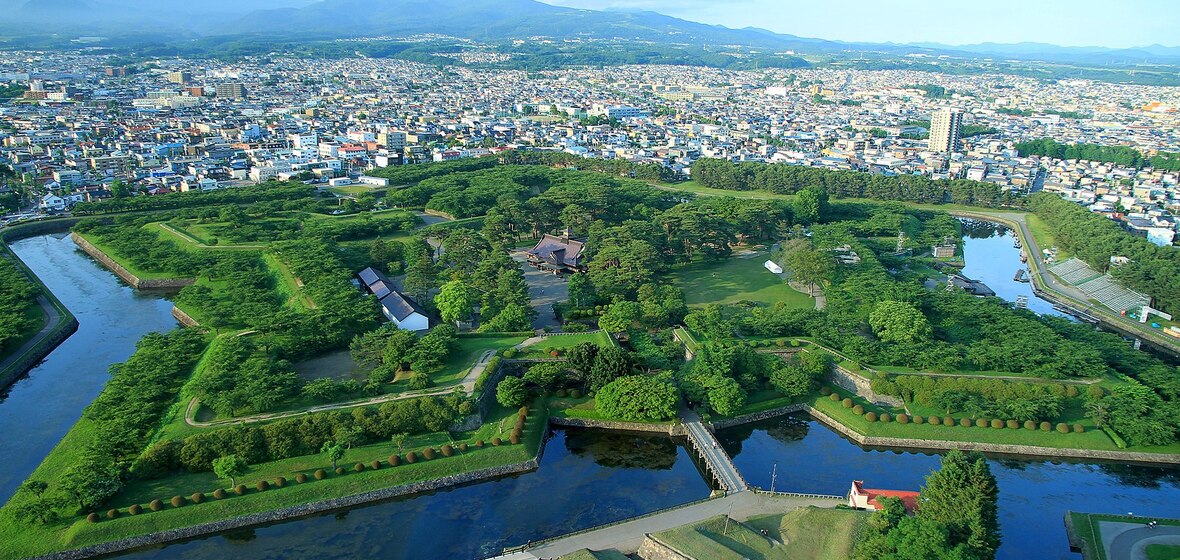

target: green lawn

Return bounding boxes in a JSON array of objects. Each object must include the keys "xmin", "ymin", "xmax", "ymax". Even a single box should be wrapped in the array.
[
  {"xmin": 811, "ymin": 387, "xmax": 1180, "ymax": 454},
  {"xmin": 1148, "ymin": 544, "xmax": 1180, "ymax": 560},
  {"xmin": 439, "ymin": 336, "xmax": 529, "ymax": 386},
  {"xmin": 547, "ymin": 395, "xmax": 676, "ymax": 425},
  {"xmin": 746, "ymin": 507, "xmax": 870, "ymax": 560},
  {"xmin": 519, "ymin": 331, "xmax": 615, "ymax": 357},
  {"xmin": 1025, "ymin": 214, "xmax": 1068, "ymax": 258},
  {"xmin": 667, "ymin": 254, "xmax": 814, "ymax": 308},
  {"xmin": 263, "ymin": 253, "xmax": 315, "ymax": 310},
  {"xmin": 654, "ymin": 515, "xmax": 785, "ymax": 560},
  {"xmin": 0, "ymin": 401, "xmax": 547, "ymax": 559}
]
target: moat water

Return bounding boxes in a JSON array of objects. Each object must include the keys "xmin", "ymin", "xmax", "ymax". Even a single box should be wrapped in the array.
[{"xmin": 4, "ymin": 232, "xmax": 1178, "ymax": 559}]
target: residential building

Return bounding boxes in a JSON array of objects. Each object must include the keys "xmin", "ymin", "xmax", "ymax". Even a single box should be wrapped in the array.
[{"xmin": 929, "ymin": 108, "xmax": 964, "ymax": 153}]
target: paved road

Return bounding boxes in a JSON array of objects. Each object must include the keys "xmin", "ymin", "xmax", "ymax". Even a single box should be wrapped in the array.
[
  {"xmin": 185, "ymin": 349, "xmax": 497, "ymax": 427},
  {"xmin": 1103, "ymin": 522, "xmax": 1180, "ymax": 560},
  {"xmin": 496, "ymin": 492, "xmax": 843, "ymax": 559},
  {"xmin": 0, "ymin": 295, "xmax": 63, "ymax": 376}
]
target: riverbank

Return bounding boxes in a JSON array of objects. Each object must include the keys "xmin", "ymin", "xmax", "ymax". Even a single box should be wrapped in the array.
[
  {"xmin": 0, "ymin": 222, "xmax": 80, "ymax": 392},
  {"xmin": 951, "ymin": 211, "xmax": 1180, "ymax": 356}
]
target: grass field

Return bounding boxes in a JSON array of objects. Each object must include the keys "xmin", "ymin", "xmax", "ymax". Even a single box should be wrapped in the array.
[
  {"xmin": 1025, "ymin": 213, "xmax": 1068, "ymax": 257},
  {"xmin": 746, "ymin": 507, "xmax": 870, "ymax": 560},
  {"xmin": 1148, "ymin": 544, "xmax": 1180, "ymax": 560},
  {"xmin": 667, "ymin": 253, "xmax": 814, "ymax": 308},
  {"xmin": 0, "ymin": 401, "xmax": 547, "ymax": 558},
  {"xmin": 263, "ymin": 253, "xmax": 315, "ymax": 310},
  {"xmin": 519, "ymin": 331, "xmax": 615, "ymax": 357}
]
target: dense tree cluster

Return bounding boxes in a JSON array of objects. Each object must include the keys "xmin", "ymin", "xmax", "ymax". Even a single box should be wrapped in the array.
[
  {"xmin": 596, "ymin": 374, "xmax": 680, "ymax": 421},
  {"xmin": 191, "ymin": 337, "xmax": 299, "ymax": 417},
  {"xmin": 882, "ymin": 375, "xmax": 1069, "ymax": 422},
  {"xmin": 500, "ymin": 149, "xmax": 680, "ymax": 182},
  {"xmin": 0, "ymin": 256, "xmax": 39, "ymax": 355},
  {"xmin": 72, "ymin": 182, "xmax": 316, "ymax": 215},
  {"xmin": 678, "ymin": 343, "xmax": 827, "ymax": 416},
  {"xmin": 1029, "ymin": 192, "xmax": 1180, "ymax": 315},
  {"xmin": 367, "ymin": 156, "xmax": 499, "ymax": 186},
  {"xmin": 1016, "ymin": 138, "xmax": 1180, "ymax": 171},
  {"xmin": 691, "ymin": 158, "xmax": 1022, "ymax": 208},
  {"xmin": 855, "ymin": 450, "xmax": 1000, "ymax": 560}
]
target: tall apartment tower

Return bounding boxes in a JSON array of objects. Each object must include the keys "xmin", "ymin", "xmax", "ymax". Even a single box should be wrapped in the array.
[
  {"xmin": 929, "ymin": 108, "xmax": 964, "ymax": 153},
  {"xmin": 166, "ymin": 71, "xmax": 192, "ymax": 85}
]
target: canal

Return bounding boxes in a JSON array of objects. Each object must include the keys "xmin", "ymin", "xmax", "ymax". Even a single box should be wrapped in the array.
[
  {"xmin": 958, "ymin": 218, "xmax": 1066, "ymax": 318},
  {"xmin": 718, "ymin": 415, "xmax": 1180, "ymax": 560},
  {"xmin": 0, "ymin": 233, "xmax": 177, "ymax": 503}
]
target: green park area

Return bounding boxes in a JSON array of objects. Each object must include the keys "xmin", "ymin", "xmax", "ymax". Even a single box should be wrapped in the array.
[
  {"xmin": 640, "ymin": 508, "xmax": 868, "ymax": 560},
  {"xmin": 667, "ymin": 252, "xmax": 814, "ymax": 308},
  {"xmin": 1149, "ymin": 544, "xmax": 1180, "ymax": 560}
]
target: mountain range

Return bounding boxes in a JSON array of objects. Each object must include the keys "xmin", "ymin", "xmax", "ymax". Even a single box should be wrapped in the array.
[{"xmin": 0, "ymin": 0, "xmax": 1177, "ymax": 67}]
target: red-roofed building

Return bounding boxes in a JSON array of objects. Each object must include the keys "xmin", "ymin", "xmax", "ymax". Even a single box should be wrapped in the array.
[{"xmin": 848, "ymin": 480, "xmax": 920, "ymax": 513}]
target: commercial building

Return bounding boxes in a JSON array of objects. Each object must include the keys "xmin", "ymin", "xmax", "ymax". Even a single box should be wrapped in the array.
[{"xmin": 216, "ymin": 83, "xmax": 246, "ymax": 99}]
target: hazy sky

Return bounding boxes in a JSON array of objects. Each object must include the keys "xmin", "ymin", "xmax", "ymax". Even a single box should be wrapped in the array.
[{"xmin": 540, "ymin": 0, "xmax": 1178, "ymax": 48}]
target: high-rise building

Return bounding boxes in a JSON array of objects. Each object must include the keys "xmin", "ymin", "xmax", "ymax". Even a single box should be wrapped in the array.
[
  {"xmin": 216, "ymin": 83, "xmax": 246, "ymax": 99},
  {"xmin": 929, "ymin": 108, "xmax": 964, "ymax": 153},
  {"xmin": 166, "ymin": 71, "xmax": 192, "ymax": 85}
]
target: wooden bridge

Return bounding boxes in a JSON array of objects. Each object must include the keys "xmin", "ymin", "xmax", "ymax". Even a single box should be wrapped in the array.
[{"xmin": 681, "ymin": 410, "xmax": 747, "ymax": 494}]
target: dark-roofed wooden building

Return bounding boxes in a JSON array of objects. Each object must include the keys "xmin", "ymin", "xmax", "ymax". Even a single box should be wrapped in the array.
[
  {"xmin": 526, "ymin": 233, "xmax": 587, "ymax": 275},
  {"xmin": 357, "ymin": 267, "xmax": 430, "ymax": 331}
]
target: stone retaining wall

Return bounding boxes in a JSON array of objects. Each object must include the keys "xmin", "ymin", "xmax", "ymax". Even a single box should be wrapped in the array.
[
  {"xmin": 0, "ymin": 312, "xmax": 78, "ymax": 392},
  {"xmin": 710, "ymin": 404, "xmax": 807, "ymax": 430},
  {"xmin": 549, "ymin": 416, "xmax": 688, "ymax": 436},
  {"xmin": 637, "ymin": 535, "xmax": 694, "ymax": 560},
  {"xmin": 1063, "ymin": 511, "xmax": 1092, "ymax": 560},
  {"xmin": 171, "ymin": 306, "xmax": 200, "ymax": 328},
  {"xmin": 34, "ymin": 458, "xmax": 540, "ymax": 560},
  {"xmin": 70, "ymin": 233, "xmax": 194, "ymax": 290},
  {"xmin": 829, "ymin": 365, "xmax": 903, "ymax": 407}
]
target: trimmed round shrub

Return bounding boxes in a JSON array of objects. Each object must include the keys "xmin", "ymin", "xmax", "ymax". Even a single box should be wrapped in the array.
[
  {"xmin": 314, "ymin": 469, "xmax": 327, "ymax": 480},
  {"xmin": 913, "ymin": 415, "xmax": 924, "ymax": 425},
  {"xmin": 991, "ymin": 419, "xmax": 1004, "ymax": 429},
  {"xmin": 864, "ymin": 412, "xmax": 878, "ymax": 422},
  {"xmin": 829, "ymin": 393, "xmax": 840, "ymax": 402},
  {"xmin": 820, "ymin": 386, "xmax": 832, "ymax": 396},
  {"xmin": 335, "ymin": 467, "xmax": 346, "ymax": 476},
  {"xmin": 568, "ymin": 389, "xmax": 582, "ymax": 399},
  {"xmin": 943, "ymin": 416, "xmax": 954, "ymax": 427},
  {"xmin": 1007, "ymin": 420, "xmax": 1020, "ymax": 430},
  {"xmin": 213, "ymin": 488, "xmax": 227, "ymax": 499},
  {"xmin": 1056, "ymin": 423, "xmax": 1069, "ymax": 433},
  {"xmin": 776, "ymin": 339, "xmax": 786, "ymax": 347},
  {"xmin": 170, "ymin": 496, "xmax": 185, "ymax": 508},
  {"xmin": 960, "ymin": 418, "xmax": 972, "ymax": 427},
  {"xmin": 852, "ymin": 404, "xmax": 864, "ymax": 415},
  {"xmin": 975, "ymin": 418, "xmax": 988, "ymax": 428},
  {"xmin": 441, "ymin": 445, "xmax": 454, "ymax": 457},
  {"xmin": 107, "ymin": 509, "xmax": 119, "ymax": 519},
  {"xmin": 880, "ymin": 413, "xmax": 892, "ymax": 423},
  {"xmin": 423, "ymin": 448, "xmax": 437, "ymax": 460},
  {"xmin": 354, "ymin": 463, "xmax": 365, "ymax": 473},
  {"xmin": 129, "ymin": 504, "xmax": 143, "ymax": 516},
  {"xmin": 510, "ymin": 433, "xmax": 521, "ymax": 445},
  {"xmin": 370, "ymin": 460, "xmax": 381, "ymax": 470},
  {"xmin": 475, "ymin": 440, "xmax": 485, "ymax": 448},
  {"xmin": 405, "ymin": 451, "xmax": 418, "ymax": 464},
  {"xmin": 295, "ymin": 473, "xmax": 309, "ymax": 483},
  {"xmin": 555, "ymin": 389, "xmax": 568, "ymax": 398},
  {"xmin": 388, "ymin": 455, "xmax": 400, "ymax": 467},
  {"xmin": 492, "ymin": 437, "xmax": 503, "ymax": 446},
  {"xmin": 926, "ymin": 416, "xmax": 939, "ymax": 426},
  {"xmin": 1040, "ymin": 421, "xmax": 1052, "ymax": 432},
  {"xmin": 897, "ymin": 414, "xmax": 909, "ymax": 424},
  {"xmin": 1066, "ymin": 385, "xmax": 1080, "ymax": 398},
  {"xmin": 149, "ymin": 499, "xmax": 164, "ymax": 512},
  {"xmin": 1024, "ymin": 420, "xmax": 1037, "ymax": 431},
  {"xmin": 514, "ymin": 418, "xmax": 525, "ymax": 431},
  {"xmin": 511, "ymin": 427, "xmax": 523, "ymax": 439},
  {"xmin": 841, "ymin": 398, "xmax": 853, "ymax": 408},
  {"xmin": 191, "ymin": 493, "xmax": 205, "ymax": 504},
  {"xmin": 502, "ymin": 349, "xmax": 516, "ymax": 358},
  {"xmin": 274, "ymin": 477, "xmax": 286, "ymax": 488},
  {"xmin": 87, "ymin": 512, "xmax": 100, "ymax": 523},
  {"xmin": 234, "ymin": 484, "xmax": 247, "ymax": 496},
  {"xmin": 1073, "ymin": 424, "xmax": 1085, "ymax": 433},
  {"xmin": 458, "ymin": 443, "xmax": 468, "ymax": 452},
  {"xmin": 255, "ymin": 480, "xmax": 269, "ymax": 492}
]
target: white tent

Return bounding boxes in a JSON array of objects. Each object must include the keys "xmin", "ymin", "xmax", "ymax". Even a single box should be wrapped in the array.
[{"xmin": 764, "ymin": 260, "xmax": 783, "ymax": 274}]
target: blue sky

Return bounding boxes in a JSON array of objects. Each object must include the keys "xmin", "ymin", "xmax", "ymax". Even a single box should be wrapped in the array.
[{"xmin": 539, "ymin": 0, "xmax": 1179, "ymax": 48}]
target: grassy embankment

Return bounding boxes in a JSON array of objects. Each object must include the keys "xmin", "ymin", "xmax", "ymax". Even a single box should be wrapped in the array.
[
  {"xmin": 517, "ymin": 331, "xmax": 616, "ymax": 358},
  {"xmin": 746, "ymin": 507, "xmax": 870, "ymax": 560},
  {"xmin": 74, "ymin": 229, "xmax": 185, "ymax": 281},
  {"xmin": 0, "ymin": 399, "xmax": 548, "ymax": 559},
  {"xmin": 1068, "ymin": 512, "xmax": 1180, "ymax": 560}
]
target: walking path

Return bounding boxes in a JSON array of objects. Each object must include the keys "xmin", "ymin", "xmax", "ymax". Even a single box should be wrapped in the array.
[
  {"xmin": 185, "ymin": 349, "xmax": 497, "ymax": 427},
  {"xmin": 493, "ymin": 492, "xmax": 842, "ymax": 559},
  {"xmin": 681, "ymin": 409, "xmax": 747, "ymax": 494},
  {"xmin": 1101, "ymin": 521, "xmax": 1180, "ymax": 560},
  {"xmin": 0, "ymin": 295, "xmax": 62, "ymax": 375}
]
